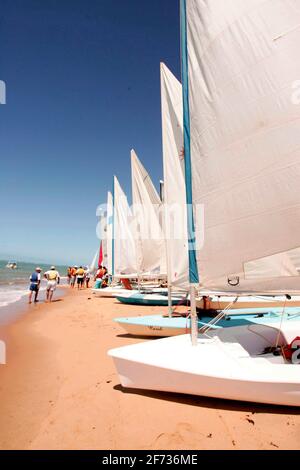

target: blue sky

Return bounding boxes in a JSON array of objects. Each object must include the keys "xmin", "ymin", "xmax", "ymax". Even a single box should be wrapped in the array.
[{"xmin": 0, "ymin": 0, "xmax": 181, "ymax": 265}]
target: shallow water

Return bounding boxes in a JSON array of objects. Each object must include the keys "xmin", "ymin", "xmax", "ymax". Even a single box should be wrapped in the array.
[{"xmin": 0, "ymin": 260, "xmax": 68, "ymax": 310}]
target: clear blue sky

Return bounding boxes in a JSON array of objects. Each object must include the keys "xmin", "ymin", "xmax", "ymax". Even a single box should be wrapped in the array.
[{"xmin": 0, "ymin": 0, "xmax": 181, "ymax": 265}]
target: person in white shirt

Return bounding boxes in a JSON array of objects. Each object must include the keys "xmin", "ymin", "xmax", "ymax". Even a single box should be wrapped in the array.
[
  {"xmin": 84, "ymin": 266, "xmax": 91, "ymax": 288},
  {"xmin": 44, "ymin": 266, "xmax": 60, "ymax": 302}
]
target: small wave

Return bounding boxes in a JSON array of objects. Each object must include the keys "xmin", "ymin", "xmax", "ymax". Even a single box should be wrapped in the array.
[{"xmin": 0, "ymin": 287, "xmax": 29, "ymax": 309}]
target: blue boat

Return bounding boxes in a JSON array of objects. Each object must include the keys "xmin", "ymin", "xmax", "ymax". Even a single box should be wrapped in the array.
[
  {"xmin": 116, "ymin": 292, "xmax": 189, "ymax": 307},
  {"xmin": 114, "ymin": 307, "xmax": 300, "ymax": 337}
]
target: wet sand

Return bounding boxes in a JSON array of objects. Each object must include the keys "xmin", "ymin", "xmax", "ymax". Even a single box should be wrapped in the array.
[{"xmin": 0, "ymin": 287, "xmax": 299, "ymax": 450}]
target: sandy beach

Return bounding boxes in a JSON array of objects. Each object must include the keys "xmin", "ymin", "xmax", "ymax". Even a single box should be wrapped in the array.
[{"xmin": 0, "ymin": 287, "xmax": 299, "ymax": 450}]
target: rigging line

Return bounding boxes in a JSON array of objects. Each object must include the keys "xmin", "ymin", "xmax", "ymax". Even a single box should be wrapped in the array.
[
  {"xmin": 199, "ymin": 297, "xmax": 239, "ymax": 337},
  {"xmin": 275, "ymin": 297, "xmax": 288, "ymax": 349}
]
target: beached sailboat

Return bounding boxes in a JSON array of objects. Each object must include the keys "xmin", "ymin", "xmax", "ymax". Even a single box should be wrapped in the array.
[
  {"xmin": 115, "ymin": 65, "xmax": 300, "ymax": 335},
  {"xmin": 109, "ymin": 0, "xmax": 300, "ymax": 406},
  {"xmin": 115, "ymin": 151, "xmax": 175, "ymax": 305},
  {"xmin": 93, "ymin": 181, "xmax": 141, "ymax": 298}
]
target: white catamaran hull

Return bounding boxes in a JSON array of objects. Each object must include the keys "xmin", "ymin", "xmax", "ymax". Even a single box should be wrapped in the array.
[
  {"xmin": 92, "ymin": 287, "xmax": 171, "ymax": 299},
  {"xmin": 92, "ymin": 287, "xmax": 132, "ymax": 298},
  {"xmin": 109, "ymin": 322, "xmax": 300, "ymax": 407},
  {"xmin": 115, "ymin": 316, "xmax": 191, "ymax": 337},
  {"xmin": 196, "ymin": 296, "xmax": 300, "ymax": 310}
]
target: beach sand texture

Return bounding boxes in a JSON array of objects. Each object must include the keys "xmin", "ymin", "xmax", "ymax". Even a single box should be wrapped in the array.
[{"xmin": 0, "ymin": 288, "xmax": 299, "ymax": 450}]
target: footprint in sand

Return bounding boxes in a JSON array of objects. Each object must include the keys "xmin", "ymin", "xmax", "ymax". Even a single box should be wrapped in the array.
[{"xmin": 152, "ymin": 422, "xmax": 204, "ymax": 448}]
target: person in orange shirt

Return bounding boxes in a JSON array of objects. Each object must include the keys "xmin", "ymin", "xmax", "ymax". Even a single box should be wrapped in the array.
[
  {"xmin": 70, "ymin": 266, "xmax": 77, "ymax": 288},
  {"xmin": 94, "ymin": 265, "xmax": 105, "ymax": 281}
]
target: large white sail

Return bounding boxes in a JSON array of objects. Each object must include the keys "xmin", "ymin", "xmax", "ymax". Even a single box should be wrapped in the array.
[
  {"xmin": 160, "ymin": 63, "xmax": 189, "ymax": 289},
  {"xmin": 185, "ymin": 0, "xmax": 300, "ymax": 292},
  {"xmin": 131, "ymin": 150, "xmax": 166, "ymax": 276},
  {"xmin": 113, "ymin": 176, "xmax": 137, "ymax": 276}
]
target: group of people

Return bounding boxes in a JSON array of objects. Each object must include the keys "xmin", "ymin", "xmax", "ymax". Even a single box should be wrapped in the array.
[
  {"xmin": 29, "ymin": 263, "xmax": 110, "ymax": 305},
  {"xmin": 29, "ymin": 266, "xmax": 60, "ymax": 304},
  {"xmin": 67, "ymin": 266, "xmax": 91, "ymax": 289},
  {"xmin": 94, "ymin": 265, "xmax": 109, "ymax": 288}
]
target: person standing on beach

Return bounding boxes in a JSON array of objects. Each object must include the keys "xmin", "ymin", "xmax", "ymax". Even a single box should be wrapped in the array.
[
  {"xmin": 28, "ymin": 267, "xmax": 42, "ymax": 304},
  {"xmin": 94, "ymin": 265, "xmax": 105, "ymax": 282},
  {"xmin": 44, "ymin": 266, "xmax": 60, "ymax": 302},
  {"xmin": 67, "ymin": 267, "xmax": 72, "ymax": 284},
  {"xmin": 70, "ymin": 266, "xmax": 77, "ymax": 288},
  {"xmin": 84, "ymin": 266, "xmax": 91, "ymax": 288},
  {"xmin": 76, "ymin": 266, "xmax": 85, "ymax": 289}
]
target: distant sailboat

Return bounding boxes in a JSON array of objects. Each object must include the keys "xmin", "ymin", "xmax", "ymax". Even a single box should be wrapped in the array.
[{"xmin": 6, "ymin": 261, "xmax": 17, "ymax": 269}]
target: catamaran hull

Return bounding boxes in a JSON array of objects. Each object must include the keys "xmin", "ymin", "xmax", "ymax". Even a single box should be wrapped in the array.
[
  {"xmin": 109, "ymin": 331, "xmax": 300, "ymax": 407},
  {"xmin": 115, "ymin": 319, "xmax": 188, "ymax": 337},
  {"xmin": 92, "ymin": 287, "xmax": 171, "ymax": 299},
  {"xmin": 92, "ymin": 288, "xmax": 135, "ymax": 298},
  {"xmin": 110, "ymin": 355, "xmax": 300, "ymax": 406},
  {"xmin": 116, "ymin": 294, "xmax": 188, "ymax": 307},
  {"xmin": 196, "ymin": 296, "xmax": 300, "ymax": 310}
]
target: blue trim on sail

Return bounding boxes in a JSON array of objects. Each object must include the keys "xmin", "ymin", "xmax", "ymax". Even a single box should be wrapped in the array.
[
  {"xmin": 180, "ymin": 0, "xmax": 199, "ymax": 284},
  {"xmin": 112, "ymin": 180, "xmax": 115, "ymax": 276}
]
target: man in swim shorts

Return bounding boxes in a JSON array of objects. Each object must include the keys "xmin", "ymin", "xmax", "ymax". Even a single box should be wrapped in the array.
[
  {"xmin": 29, "ymin": 267, "xmax": 42, "ymax": 304},
  {"xmin": 44, "ymin": 266, "xmax": 60, "ymax": 302},
  {"xmin": 76, "ymin": 266, "xmax": 85, "ymax": 289}
]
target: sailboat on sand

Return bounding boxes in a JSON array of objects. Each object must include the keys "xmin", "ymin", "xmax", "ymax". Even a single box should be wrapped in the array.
[
  {"xmin": 109, "ymin": 0, "xmax": 300, "ymax": 406},
  {"xmin": 115, "ymin": 149, "xmax": 187, "ymax": 306},
  {"xmin": 115, "ymin": 63, "xmax": 300, "ymax": 336}
]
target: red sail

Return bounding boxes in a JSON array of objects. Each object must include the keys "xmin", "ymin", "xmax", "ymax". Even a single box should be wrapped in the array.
[{"xmin": 98, "ymin": 242, "xmax": 103, "ymax": 267}]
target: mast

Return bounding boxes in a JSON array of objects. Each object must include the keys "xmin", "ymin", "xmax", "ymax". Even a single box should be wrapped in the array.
[
  {"xmin": 180, "ymin": 0, "xmax": 199, "ymax": 345},
  {"xmin": 112, "ymin": 179, "xmax": 115, "ymax": 278},
  {"xmin": 160, "ymin": 178, "xmax": 173, "ymax": 318}
]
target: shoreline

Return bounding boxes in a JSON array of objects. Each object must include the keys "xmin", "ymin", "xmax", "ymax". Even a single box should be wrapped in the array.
[
  {"xmin": 0, "ymin": 288, "xmax": 299, "ymax": 450},
  {"xmin": 0, "ymin": 282, "xmax": 69, "ymax": 326}
]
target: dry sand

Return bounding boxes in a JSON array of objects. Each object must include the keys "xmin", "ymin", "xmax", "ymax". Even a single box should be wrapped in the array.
[{"xmin": 0, "ymin": 287, "xmax": 299, "ymax": 450}]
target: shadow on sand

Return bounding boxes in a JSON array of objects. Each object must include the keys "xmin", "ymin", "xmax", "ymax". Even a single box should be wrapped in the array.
[
  {"xmin": 116, "ymin": 334, "xmax": 160, "ymax": 340},
  {"xmin": 113, "ymin": 384, "xmax": 300, "ymax": 415}
]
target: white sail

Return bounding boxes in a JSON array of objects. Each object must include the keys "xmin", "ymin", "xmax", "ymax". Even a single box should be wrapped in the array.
[
  {"xmin": 114, "ymin": 176, "xmax": 137, "ymax": 276},
  {"xmin": 131, "ymin": 150, "xmax": 166, "ymax": 276},
  {"xmin": 106, "ymin": 191, "xmax": 113, "ymax": 275},
  {"xmin": 186, "ymin": 0, "xmax": 300, "ymax": 292},
  {"xmin": 160, "ymin": 63, "xmax": 189, "ymax": 289},
  {"xmin": 108, "ymin": 0, "xmax": 300, "ymax": 410},
  {"xmin": 89, "ymin": 250, "xmax": 98, "ymax": 273},
  {"xmin": 99, "ymin": 211, "xmax": 108, "ymax": 269}
]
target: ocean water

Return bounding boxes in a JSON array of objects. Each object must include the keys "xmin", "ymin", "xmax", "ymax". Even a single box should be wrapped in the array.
[{"xmin": 0, "ymin": 260, "xmax": 68, "ymax": 309}]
